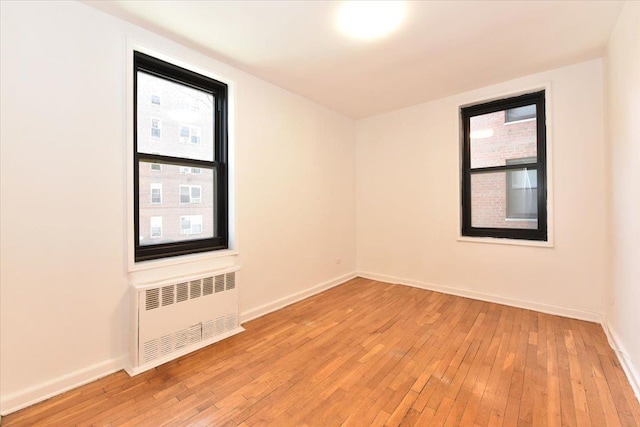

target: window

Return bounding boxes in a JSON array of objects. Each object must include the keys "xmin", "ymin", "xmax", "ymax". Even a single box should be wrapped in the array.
[
  {"xmin": 150, "ymin": 183, "xmax": 162, "ymax": 204},
  {"xmin": 180, "ymin": 185, "xmax": 202, "ymax": 204},
  {"xmin": 151, "ymin": 118, "xmax": 161, "ymax": 138},
  {"xmin": 150, "ymin": 216, "xmax": 163, "ymax": 238},
  {"xmin": 151, "ymin": 94, "xmax": 161, "ymax": 105},
  {"xmin": 181, "ymin": 215, "xmax": 203, "ymax": 235},
  {"xmin": 134, "ymin": 52, "xmax": 228, "ymax": 261},
  {"xmin": 179, "ymin": 102, "xmax": 200, "ymax": 113},
  {"xmin": 461, "ymin": 91, "xmax": 547, "ymax": 241},
  {"xmin": 179, "ymin": 166, "xmax": 201, "ymax": 174},
  {"xmin": 505, "ymin": 105, "xmax": 536, "ymax": 123},
  {"xmin": 506, "ymin": 157, "xmax": 537, "ymax": 219},
  {"xmin": 179, "ymin": 125, "xmax": 201, "ymax": 144}
]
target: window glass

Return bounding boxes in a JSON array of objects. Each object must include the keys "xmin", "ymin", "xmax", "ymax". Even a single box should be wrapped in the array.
[
  {"xmin": 139, "ymin": 163, "xmax": 216, "ymax": 245},
  {"xmin": 470, "ymin": 106, "xmax": 537, "ymax": 169},
  {"xmin": 151, "ymin": 118, "xmax": 161, "ymax": 139},
  {"xmin": 470, "ymin": 172, "xmax": 538, "ymax": 229},
  {"xmin": 137, "ymin": 72, "xmax": 213, "ymax": 161},
  {"xmin": 150, "ymin": 216, "xmax": 163, "ymax": 239},
  {"xmin": 150, "ymin": 183, "xmax": 162, "ymax": 204},
  {"xmin": 505, "ymin": 104, "xmax": 536, "ymax": 122},
  {"xmin": 180, "ymin": 215, "xmax": 204, "ymax": 236}
]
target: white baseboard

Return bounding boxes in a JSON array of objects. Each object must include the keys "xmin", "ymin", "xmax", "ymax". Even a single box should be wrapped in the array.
[
  {"xmin": 600, "ymin": 319, "xmax": 640, "ymax": 404},
  {"xmin": 357, "ymin": 271, "xmax": 602, "ymax": 323},
  {"xmin": 0, "ymin": 355, "xmax": 127, "ymax": 416},
  {"xmin": 240, "ymin": 271, "xmax": 358, "ymax": 323}
]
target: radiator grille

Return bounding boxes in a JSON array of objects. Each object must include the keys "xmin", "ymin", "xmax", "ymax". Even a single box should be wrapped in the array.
[
  {"xmin": 216, "ymin": 316, "xmax": 226, "ymax": 335},
  {"xmin": 145, "ymin": 273, "xmax": 236, "ymax": 311},
  {"xmin": 189, "ymin": 324, "xmax": 202, "ymax": 344},
  {"xmin": 143, "ymin": 340, "xmax": 158, "ymax": 363},
  {"xmin": 215, "ymin": 275, "xmax": 224, "ymax": 293},
  {"xmin": 141, "ymin": 314, "xmax": 238, "ymax": 364},
  {"xmin": 175, "ymin": 329, "xmax": 188, "ymax": 349},
  {"xmin": 160, "ymin": 334, "xmax": 173, "ymax": 356},
  {"xmin": 226, "ymin": 272, "xmax": 236, "ymax": 290},
  {"xmin": 162, "ymin": 285, "xmax": 174, "ymax": 306},
  {"xmin": 226, "ymin": 313, "xmax": 237, "ymax": 330},
  {"xmin": 177, "ymin": 282, "xmax": 189, "ymax": 303},
  {"xmin": 202, "ymin": 320, "xmax": 215, "ymax": 339},
  {"xmin": 190, "ymin": 280, "xmax": 202, "ymax": 299},
  {"xmin": 203, "ymin": 277, "xmax": 213, "ymax": 295},
  {"xmin": 146, "ymin": 289, "xmax": 159, "ymax": 311}
]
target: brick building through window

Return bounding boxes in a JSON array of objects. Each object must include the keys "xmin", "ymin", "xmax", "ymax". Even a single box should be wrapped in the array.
[{"xmin": 469, "ymin": 109, "xmax": 538, "ymax": 230}]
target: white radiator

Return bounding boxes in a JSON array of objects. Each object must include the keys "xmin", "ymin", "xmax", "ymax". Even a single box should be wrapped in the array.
[{"xmin": 127, "ymin": 266, "xmax": 243, "ymax": 375}]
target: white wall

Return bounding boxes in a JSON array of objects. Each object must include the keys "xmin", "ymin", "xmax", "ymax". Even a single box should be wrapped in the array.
[
  {"xmin": 356, "ymin": 59, "xmax": 608, "ymax": 319},
  {"xmin": 0, "ymin": 1, "xmax": 356, "ymax": 413},
  {"xmin": 604, "ymin": 1, "xmax": 640, "ymax": 396}
]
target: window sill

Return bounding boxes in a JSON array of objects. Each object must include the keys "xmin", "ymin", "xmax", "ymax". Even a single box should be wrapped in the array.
[
  {"xmin": 457, "ymin": 236, "xmax": 553, "ymax": 248},
  {"xmin": 128, "ymin": 248, "xmax": 239, "ymax": 273}
]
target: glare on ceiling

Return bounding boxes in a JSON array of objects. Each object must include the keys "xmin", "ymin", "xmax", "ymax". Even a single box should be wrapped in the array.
[{"xmin": 337, "ymin": 1, "xmax": 405, "ymax": 40}]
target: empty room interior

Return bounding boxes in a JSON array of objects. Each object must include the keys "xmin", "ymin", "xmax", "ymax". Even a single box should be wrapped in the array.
[{"xmin": 1, "ymin": 0, "xmax": 639, "ymax": 425}]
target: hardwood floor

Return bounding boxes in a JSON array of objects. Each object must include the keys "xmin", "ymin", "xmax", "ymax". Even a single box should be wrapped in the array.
[{"xmin": 4, "ymin": 278, "xmax": 639, "ymax": 426}]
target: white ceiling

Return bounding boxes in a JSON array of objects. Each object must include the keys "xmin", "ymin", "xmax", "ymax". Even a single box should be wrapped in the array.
[{"xmin": 86, "ymin": 0, "xmax": 624, "ymax": 119}]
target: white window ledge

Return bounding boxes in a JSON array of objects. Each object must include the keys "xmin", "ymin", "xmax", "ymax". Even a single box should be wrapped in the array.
[
  {"xmin": 457, "ymin": 236, "xmax": 554, "ymax": 248},
  {"xmin": 128, "ymin": 248, "xmax": 239, "ymax": 273}
]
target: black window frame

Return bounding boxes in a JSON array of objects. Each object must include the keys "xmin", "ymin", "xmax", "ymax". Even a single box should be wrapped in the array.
[
  {"xmin": 134, "ymin": 51, "xmax": 228, "ymax": 262},
  {"xmin": 461, "ymin": 90, "xmax": 547, "ymax": 241}
]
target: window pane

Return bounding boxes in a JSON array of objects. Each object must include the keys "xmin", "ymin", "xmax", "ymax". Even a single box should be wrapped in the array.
[
  {"xmin": 150, "ymin": 183, "xmax": 162, "ymax": 204},
  {"xmin": 180, "ymin": 186, "xmax": 190, "ymax": 203},
  {"xmin": 137, "ymin": 72, "xmax": 214, "ymax": 161},
  {"xmin": 469, "ymin": 105, "xmax": 537, "ymax": 169},
  {"xmin": 505, "ymin": 105, "xmax": 536, "ymax": 122},
  {"xmin": 139, "ymin": 161, "xmax": 216, "ymax": 246},
  {"xmin": 150, "ymin": 216, "xmax": 162, "ymax": 238},
  {"xmin": 507, "ymin": 168, "xmax": 538, "ymax": 219},
  {"xmin": 471, "ymin": 171, "xmax": 538, "ymax": 229},
  {"xmin": 180, "ymin": 215, "xmax": 203, "ymax": 235},
  {"xmin": 191, "ymin": 186, "xmax": 201, "ymax": 201}
]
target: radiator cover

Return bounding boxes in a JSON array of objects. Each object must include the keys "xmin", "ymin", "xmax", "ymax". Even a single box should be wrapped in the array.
[{"xmin": 127, "ymin": 266, "xmax": 243, "ymax": 375}]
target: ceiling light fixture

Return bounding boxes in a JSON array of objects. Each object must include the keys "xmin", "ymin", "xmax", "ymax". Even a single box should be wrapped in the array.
[{"xmin": 337, "ymin": 1, "xmax": 405, "ymax": 40}]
